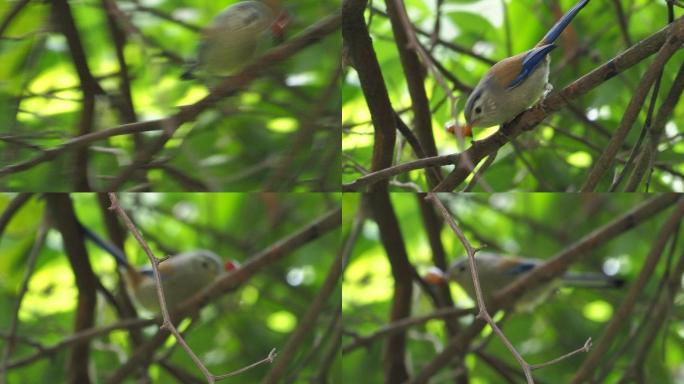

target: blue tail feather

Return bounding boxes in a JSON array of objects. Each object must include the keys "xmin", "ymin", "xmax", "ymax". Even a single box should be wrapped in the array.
[
  {"xmin": 80, "ymin": 224, "xmax": 131, "ymax": 269},
  {"xmin": 538, "ymin": 0, "xmax": 590, "ymax": 46},
  {"xmin": 562, "ymin": 272, "xmax": 625, "ymax": 288}
]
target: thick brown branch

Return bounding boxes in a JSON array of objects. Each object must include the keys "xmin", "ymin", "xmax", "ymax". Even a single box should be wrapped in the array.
[
  {"xmin": 45, "ymin": 194, "xmax": 99, "ymax": 384},
  {"xmin": 342, "ymin": 0, "xmax": 395, "ymax": 183},
  {"xmin": 366, "ymin": 191, "xmax": 413, "ymax": 383},
  {"xmin": 385, "ymin": 0, "xmax": 439, "ymax": 188}
]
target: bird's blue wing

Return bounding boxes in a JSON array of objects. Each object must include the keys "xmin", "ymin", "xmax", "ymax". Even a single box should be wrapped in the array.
[
  {"xmin": 504, "ymin": 261, "xmax": 537, "ymax": 275},
  {"xmin": 138, "ymin": 267, "xmax": 153, "ymax": 276},
  {"xmin": 507, "ymin": 44, "xmax": 556, "ymax": 89}
]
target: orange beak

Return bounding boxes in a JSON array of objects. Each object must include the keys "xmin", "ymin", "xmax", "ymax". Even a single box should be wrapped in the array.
[
  {"xmin": 424, "ymin": 266, "xmax": 448, "ymax": 284},
  {"xmin": 446, "ymin": 122, "xmax": 473, "ymax": 138},
  {"xmin": 462, "ymin": 124, "xmax": 473, "ymax": 138}
]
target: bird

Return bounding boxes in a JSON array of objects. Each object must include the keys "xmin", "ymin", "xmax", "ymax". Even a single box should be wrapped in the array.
[
  {"xmin": 81, "ymin": 224, "xmax": 238, "ymax": 312},
  {"xmin": 181, "ymin": 0, "xmax": 290, "ymax": 79},
  {"xmin": 426, "ymin": 252, "xmax": 623, "ymax": 309},
  {"xmin": 462, "ymin": 0, "xmax": 590, "ymax": 136}
]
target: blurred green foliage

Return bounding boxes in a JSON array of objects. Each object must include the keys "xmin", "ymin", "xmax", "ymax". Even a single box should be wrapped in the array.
[{"xmin": 0, "ymin": 0, "xmax": 341, "ymax": 191}]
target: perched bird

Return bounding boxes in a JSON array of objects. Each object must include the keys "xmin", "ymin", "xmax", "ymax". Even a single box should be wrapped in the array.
[
  {"xmin": 81, "ymin": 225, "xmax": 238, "ymax": 311},
  {"xmin": 181, "ymin": 0, "xmax": 290, "ymax": 79},
  {"xmin": 426, "ymin": 252, "xmax": 623, "ymax": 308},
  {"xmin": 462, "ymin": 0, "xmax": 590, "ymax": 135}
]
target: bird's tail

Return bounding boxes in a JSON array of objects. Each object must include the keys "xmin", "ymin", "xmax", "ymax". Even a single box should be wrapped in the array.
[
  {"xmin": 537, "ymin": 0, "xmax": 590, "ymax": 47},
  {"xmin": 80, "ymin": 223, "xmax": 130, "ymax": 269},
  {"xmin": 561, "ymin": 271, "xmax": 625, "ymax": 288}
]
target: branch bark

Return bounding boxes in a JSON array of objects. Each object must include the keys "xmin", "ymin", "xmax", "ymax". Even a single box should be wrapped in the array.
[
  {"xmin": 366, "ymin": 192, "xmax": 413, "ymax": 383},
  {"xmin": 45, "ymin": 194, "xmax": 99, "ymax": 384},
  {"xmin": 343, "ymin": 0, "xmax": 395, "ymax": 185}
]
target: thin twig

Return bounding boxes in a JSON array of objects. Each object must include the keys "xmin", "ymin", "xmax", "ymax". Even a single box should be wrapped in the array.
[
  {"xmin": 425, "ymin": 193, "xmax": 535, "ymax": 384},
  {"xmin": 215, "ymin": 349, "xmax": 278, "ymax": 379},
  {"xmin": 463, "ymin": 151, "xmax": 497, "ymax": 192},
  {"xmin": 107, "ymin": 193, "xmax": 277, "ymax": 383},
  {"xmin": 530, "ymin": 338, "xmax": 592, "ymax": 370},
  {"xmin": 4, "ymin": 318, "xmax": 155, "ymax": 370},
  {"xmin": 343, "ymin": 307, "xmax": 475, "ymax": 353},
  {"xmin": 425, "ymin": 194, "xmax": 596, "ymax": 384}
]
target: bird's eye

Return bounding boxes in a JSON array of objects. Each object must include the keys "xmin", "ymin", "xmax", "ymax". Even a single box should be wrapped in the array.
[
  {"xmin": 458, "ymin": 264, "xmax": 466, "ymax": 272},
  {"xmin": 201, "ymin": 260, "xmax": 209, "ymax": 269},
  {"xmin": 474, "ymin": 106, "xmax": 482, "ymax": 114}
]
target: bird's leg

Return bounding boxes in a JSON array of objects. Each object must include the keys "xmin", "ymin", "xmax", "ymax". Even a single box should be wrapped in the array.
[{"xmin": 538, "ymin": 82, "xmax": 554, "ymax": 114}]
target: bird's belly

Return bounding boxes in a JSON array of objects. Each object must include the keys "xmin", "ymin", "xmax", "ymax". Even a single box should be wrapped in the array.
[
  {"xmin": 202, "ymin": 38, "xmax": 258, "ymax": 76},
  {"xmin": 134, "ymin": 275, "xmax": 210, "ymax": 311},
  {"xmin": 500, "ymin": 63, "xmax": 549, "ymax": 123}
]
